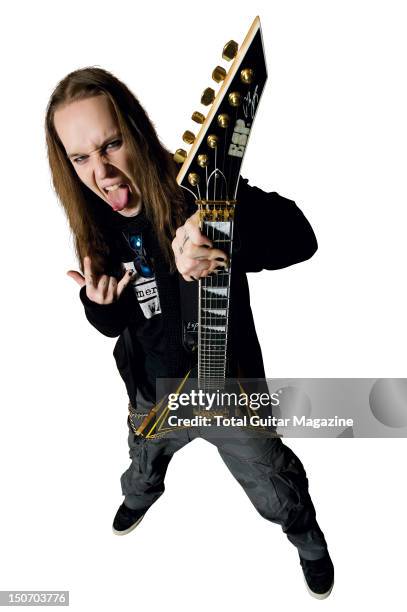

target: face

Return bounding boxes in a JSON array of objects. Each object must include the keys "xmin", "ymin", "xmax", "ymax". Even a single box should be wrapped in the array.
[{"xmin": 54, "ymin": 95, "xmax": 141, "ymax": 216}]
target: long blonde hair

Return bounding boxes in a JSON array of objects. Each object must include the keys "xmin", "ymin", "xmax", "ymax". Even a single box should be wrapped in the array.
[{"xmin": 45, "ymin": 66, "xmax": 186, "ymax": 276}]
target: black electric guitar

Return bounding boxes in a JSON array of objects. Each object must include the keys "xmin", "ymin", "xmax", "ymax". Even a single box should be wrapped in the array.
[{"xmin": 132, "ymin": 16, "xmax": 268, "ymax": 438}]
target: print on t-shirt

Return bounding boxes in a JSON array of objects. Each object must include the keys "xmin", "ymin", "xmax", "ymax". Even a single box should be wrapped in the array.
[{"xmin": 121, "ymin": 231, "xmax": 161, "ymax": 319}]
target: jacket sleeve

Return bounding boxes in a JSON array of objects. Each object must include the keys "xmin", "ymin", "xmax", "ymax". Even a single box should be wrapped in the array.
[
  {"xmin": 233, "ymin": 177, "xmax": 318, "ymax": 273},
  {"xmin": 79, "ymin": 284, "xmax": 138, "ymax": 338}
]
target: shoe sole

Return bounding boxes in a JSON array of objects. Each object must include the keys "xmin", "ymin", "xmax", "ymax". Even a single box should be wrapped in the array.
[
  {"xmin": 303, "ymin": 576, "xmax": 334, "ymax": 599},
  {"xmin": 112, "ymin": 513, "xmax": 145, "ymax": 536}
]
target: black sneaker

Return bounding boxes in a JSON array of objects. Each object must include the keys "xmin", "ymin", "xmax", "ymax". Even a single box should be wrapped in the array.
[
  {"xmin": 299, "ymin": 552, "xmax": 334, "ymax": 599},
  {"xmin": 112, "ymin": 503, "xmax": 146, "ymax": 536}
]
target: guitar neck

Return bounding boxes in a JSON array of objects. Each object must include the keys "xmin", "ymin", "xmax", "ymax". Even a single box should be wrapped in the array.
[
  {"xmin": 198, "ymin": 200, "xmax": 236, "ymax": 389},
  {"xmin": 174, "ymin": 16, "xmax": 268, "ymax": 390}
]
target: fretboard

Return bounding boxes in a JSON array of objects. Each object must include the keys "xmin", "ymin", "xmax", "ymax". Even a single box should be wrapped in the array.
[{"xmin": 198, "ymin": 216, "xmax": 235, "ymax": 390}]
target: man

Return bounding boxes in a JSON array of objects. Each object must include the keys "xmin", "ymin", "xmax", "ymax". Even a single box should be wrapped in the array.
[{"xmin": 46, "ymin": 66, "xmax": 334, "ymax": 599}]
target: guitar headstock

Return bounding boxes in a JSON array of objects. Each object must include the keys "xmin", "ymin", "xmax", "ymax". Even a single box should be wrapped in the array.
[{"xmin": 174, "ymin": 16, "xmax": 268, "ymax": 202}]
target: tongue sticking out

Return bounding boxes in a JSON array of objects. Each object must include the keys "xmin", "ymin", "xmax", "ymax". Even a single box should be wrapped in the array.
[{"xmin": 106, "ymin": 184, "xmax": 130, "ymax": 211}]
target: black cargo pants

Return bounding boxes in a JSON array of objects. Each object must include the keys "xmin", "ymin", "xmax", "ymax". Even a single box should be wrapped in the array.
[{"xmin": 120, "ymin": 407, "xmax": 329, "ymax": 561}]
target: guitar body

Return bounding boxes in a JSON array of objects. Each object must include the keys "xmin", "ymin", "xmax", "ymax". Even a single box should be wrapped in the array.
[{"xmin": 129, "ymin": 363, "xmax": 279, "ymax": 440}]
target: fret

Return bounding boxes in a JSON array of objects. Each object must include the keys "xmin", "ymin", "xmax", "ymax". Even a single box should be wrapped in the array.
[
  {"xmin": 199, "ymin": 374, "xmax": 226, "ymax": 378},
  {"xmin": 202, "ymin": 221, "xmax": 232, "ymax": 237},
  {"xmin": 198, "ymin": 347, "xmax": 226, "ymax": 350},
  {"xmin": 201, "ymin": 324, "xmax": 226, "ymax": 332},
  {"xmin": 199, "ymin": 373, "xmax": 226, "ymax": 377},
  {"xmin": 203, "ymin": 278, "xmax": 230, "ymax": 286},
  {"xmin": 199, "ymin": 358, "xmax": 227, "ymax": 362},
  {"xmin": 202, "ymin": 309, "xmax": 227, "ymax": 316},
  {"xmin": 201, "ymin": 302, "xmax": 229, "ymax": 309},
  {"xmin": 201, "ymin": 287, "xmax": 228, "ymax": 295}
]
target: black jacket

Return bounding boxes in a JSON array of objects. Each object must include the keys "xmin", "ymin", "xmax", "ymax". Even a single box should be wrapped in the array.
[{"xmin": 79, "ymin": 177, "xmax": 318, "ymax": 407}]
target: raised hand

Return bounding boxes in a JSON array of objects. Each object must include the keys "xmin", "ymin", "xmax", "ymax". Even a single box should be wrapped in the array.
[
  {"xmin": 66, "ymin": 255, "xmax": 134, "ymax": 304},
  {"xmin": 172, "ymin": 210, "xmax": 229, "ymax": 282}
]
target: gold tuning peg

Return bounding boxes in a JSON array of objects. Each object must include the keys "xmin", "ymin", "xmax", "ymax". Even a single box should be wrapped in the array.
[
  {"xmin": 173, "ymin": 149, "xmax": 187, "ymax": 164},
  {"xmin": 182, "ymin": 131, "xmax": 195, "ymax": 145},
  {"xmin": 207, "ymin": 134, "xmax": 219, "ymax": 149},
  {"xmin": 240, "ymin": 68, "xmax": 254, "ymax": 84},
  {"xmin": 217, "ymin": 113, "xmax": 230, "ymax": 128},
  {"xmin": 188, "ymin": 173, "xmax": 200, "ymax": 186},
  {"xmin": 191, "ymin": 111, "xmax": 205, "ymax": 124},
  {"xmin": 201, "ymin": 87, "xmax": 215, "ymax": 106},
  {"xmin": 222, "ymin": 40, "xmax": 238, "ymax": 61},
  {"xmin": 228, "ymin": 91, "xmax": 241, "ymax": 107},
  {"xmin": 212, "ymin": 66, "xmax": 227, "ymax": 83},
  {"xmin": 197, "ymin": 154, "xmax": 209, "ymax": 168}
]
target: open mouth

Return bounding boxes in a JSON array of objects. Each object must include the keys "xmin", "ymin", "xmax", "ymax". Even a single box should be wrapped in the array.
[
  {"xmin": 103, "ymin": 182, "xmax": 133, "ymax": 195},
  {"xmin": 103, "ymin": 182, "xmax": 133, "ymax": 211}
]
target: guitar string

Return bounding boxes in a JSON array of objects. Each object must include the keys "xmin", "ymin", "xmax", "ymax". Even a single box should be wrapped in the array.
[{"xmin": 200, "ymin": 120, "xmax": 236, "ymax": 391}]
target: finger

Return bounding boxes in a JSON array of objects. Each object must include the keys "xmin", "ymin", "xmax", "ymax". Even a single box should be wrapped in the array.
[
  {"xmin": 106, "ymin": 276, "xmax": 118, "ymax": 302},
  {"xmin": 187, "ymin": 245, "xmax": 228, "ymax": 262},
  {"xmin": 200, "ymin": 263, "xmax": 225, "ymax": 278},
  {"xmin": 183, "ymin": 273, "xmax": 198, "ymax": 282},
  {"xmin": 66, "ymin": 270, "xmax": 86, "ymax": 287},
  {"xmin": 83, "ymin": 255, "xmax": 97, "ymax": 289},
  {"xmin": 96, "ymin": 274, "xmax": 110, "ymax": 298},
  {"xmin": 117, "ymin": 268, "xmax": 135, "ymax": 296},
  {"xmin": 183, "ymin": 263, "xmax": 217, "ymax": 281},
  {"xmin": 181, "ymin": 260, "xmax": 211, "ymax": 279},
  {"xmin": 183, "ymin": 214, "xmax": 212, "ymax": 247},
  {"xmin": 205, "ymin": 248, "xmax": 229, "ymax": 264}
]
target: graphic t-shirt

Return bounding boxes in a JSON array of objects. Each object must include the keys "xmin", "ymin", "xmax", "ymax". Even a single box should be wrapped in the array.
[
  {"xmin": 120, "ymin": 231, "xmax": 161, "ymax": 319},
  {"xmin": 111, "ymin": 210, "xmax": 169, "ymax": 404}
]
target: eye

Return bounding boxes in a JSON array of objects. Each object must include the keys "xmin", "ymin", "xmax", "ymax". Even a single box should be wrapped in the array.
[
  {"xmin": 73, "ymin": 155, "xmax": 88, "ymax": 165},
  {"xmin": 105, "ymin": 139, "xmax": 122, "ymax": 152}
]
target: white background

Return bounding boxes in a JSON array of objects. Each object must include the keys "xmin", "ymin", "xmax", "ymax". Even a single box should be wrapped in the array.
[{"xmin": 1, "ymin": 0, "xmax": 406, "ymax": 609}]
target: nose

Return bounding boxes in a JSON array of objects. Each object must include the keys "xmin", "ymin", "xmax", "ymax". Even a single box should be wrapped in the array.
[{"xmin": 93, "ymin": 152, "xmax": 110, "ymax": 181}]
